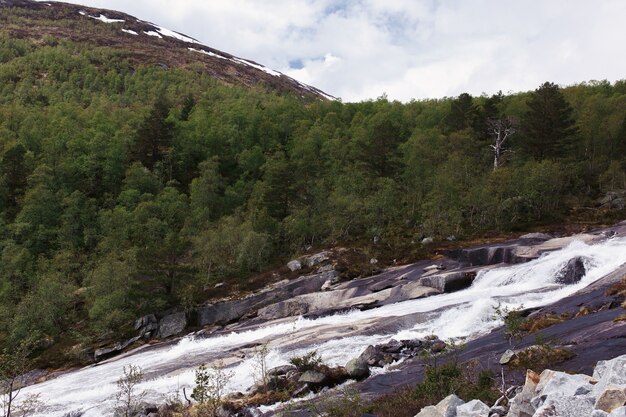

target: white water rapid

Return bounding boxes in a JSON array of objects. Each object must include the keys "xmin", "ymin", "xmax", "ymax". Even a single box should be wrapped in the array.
[{"xmin": 21, "ymin": 237, "xmax": 626, "ymax": 416}]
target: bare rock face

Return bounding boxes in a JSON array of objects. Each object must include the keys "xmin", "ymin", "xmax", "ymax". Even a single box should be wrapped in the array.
[{"xmin": 157, "ymin": 312, "xmax": 187, "ymax": 338}]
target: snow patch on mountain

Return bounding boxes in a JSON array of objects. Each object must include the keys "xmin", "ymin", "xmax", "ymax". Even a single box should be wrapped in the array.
[
  {"xmin": 79, "ymin": 11, "xmax": 124, "ymax": 24},
  {"xmin": 144, "ymin": 30, "xmax": 162, "ymax": 39},
  {"xmin": 121, "ymin": 29, "xmax": 138, "ymax": 36},
  {"xmin": 155, "ymin": 26, "xmax": 199, "ymax": 44}
]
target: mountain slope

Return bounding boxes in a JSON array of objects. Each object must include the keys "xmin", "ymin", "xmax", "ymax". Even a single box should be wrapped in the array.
[{"xmin": 0, "ymin": 0, "xmax": 332, "ymax": 99}]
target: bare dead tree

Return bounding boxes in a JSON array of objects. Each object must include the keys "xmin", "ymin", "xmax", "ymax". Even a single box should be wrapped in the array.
[
  {"xmin": 488, "ymin": 117, "xmax": 516, "ymax": 171},
  {"xmin": 0, "ymin": 342, "xmax": 32, "ymax": 417}
]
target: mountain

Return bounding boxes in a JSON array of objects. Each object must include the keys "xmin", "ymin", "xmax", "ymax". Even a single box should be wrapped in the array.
[{"xmin": 0, "ymin": 0, "xmax": 332, "ymax": 99}]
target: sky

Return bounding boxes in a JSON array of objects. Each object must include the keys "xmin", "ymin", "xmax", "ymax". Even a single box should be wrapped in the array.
[{"xmin": 47, "ymin": 0, "xmax": 626, "ymax": 102}]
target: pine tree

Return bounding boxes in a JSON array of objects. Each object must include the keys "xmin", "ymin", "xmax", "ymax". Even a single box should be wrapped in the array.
[{"xmin": 520, "ymin": 82, "xmax": 578, "ymax": 160}]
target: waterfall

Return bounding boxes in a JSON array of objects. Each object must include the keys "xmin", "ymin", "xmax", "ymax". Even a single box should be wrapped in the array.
[{"xmin": 20, "ymin": 237, "xmax": 626, "ymax": 416}]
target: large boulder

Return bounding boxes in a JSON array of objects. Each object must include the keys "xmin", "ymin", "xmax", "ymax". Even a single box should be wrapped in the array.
[
  {"xmin": 359, "ymin": 345, "xmax": 384, "ymax": 367},
  {"xmin": 455, "ymin": 399, "xmax": 489, "ymax": 417},
  {"xmin": 535, "ymin": 369, "xmax": 594, "ymax": 397},
  {"xmin": 287, "ymin": 259, "xmax": 302, "ymax": 271},
  {"xmin": 610, "ymin": 406, "xmax": 626, "ymax": 416},
  {"xmin": 508, "ymin": 369, "xmax": 540, "ymax": 417},
  {"xmin": 298, "ymin": 370, "xmax": 327, "ymax": 386},
  {"xmin": 414, "ymin": 406, "xmax": 442, "ymax": 417},
  {"xmin": 555, "ymin": 257, "xmax": 587, "ymax": 285},
  {"xmin": 157, "ymin": 312, "xmax": 187, "ymax": 338},
  {"xmin": 593, "ymin": 354, "xmax": 626, "ymax": 396},
  {"xmin": 595, "ymin": 386, "xmax": 626, "ymax": 413},
  {"xmin": 532, "ymin": 395, "xmax": 595, "ymax": 417},
  {"xmin": 419, "ymin": 271, "xmax": 477, "ymax": 293},
  {"xmin": 345, "ymin": 358, "xmax": 370, "ymax": 380},
  {"xmin": 134, "ymin": 314, "xmax": 158, "ymax": 338},
  {"xmin": 436, "ymin": 394, "xmax": 464, "ymax": 417}
]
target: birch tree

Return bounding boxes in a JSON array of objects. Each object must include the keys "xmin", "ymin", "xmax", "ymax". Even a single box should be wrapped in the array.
[{"xmin": 488, "ymin": 117, "xmax": 516, "ymax": 171}]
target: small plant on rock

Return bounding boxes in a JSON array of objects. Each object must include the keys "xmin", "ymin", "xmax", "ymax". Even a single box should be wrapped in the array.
[
  {"xmin": 114, "ymin": 364, "xmax": 145, "ymax": 417},
  {"xmin": 191, "ymin": 362, "xmax": 233, "ymax": 417},
  {"xmin": 289, "ymin": 350, "xmax": 323, "ymax": 372},
  {"xmin": 493, "ymin": 303, "xmax": 525, "ymax": 345}
]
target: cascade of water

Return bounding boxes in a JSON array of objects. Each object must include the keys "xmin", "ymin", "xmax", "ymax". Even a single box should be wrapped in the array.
[{"xmin": 20, "ymin": 237, "xmax": 626, "ymax": 416}]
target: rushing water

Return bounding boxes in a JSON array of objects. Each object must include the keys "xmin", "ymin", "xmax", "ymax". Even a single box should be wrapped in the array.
[{"xmin": 21, "ymin": 237, "xmax": 626, "ymax": 416}]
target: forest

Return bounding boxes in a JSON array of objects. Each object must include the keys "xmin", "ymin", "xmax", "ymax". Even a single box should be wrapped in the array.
[{"xmin": 0, "ymin": 33, "xmax": 625, "ymax": 356}]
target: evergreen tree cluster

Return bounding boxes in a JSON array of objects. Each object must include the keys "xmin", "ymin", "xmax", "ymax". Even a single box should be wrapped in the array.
[{"xmin": 0, "ymin": 34, "xmax": 625, "ymax": 352}]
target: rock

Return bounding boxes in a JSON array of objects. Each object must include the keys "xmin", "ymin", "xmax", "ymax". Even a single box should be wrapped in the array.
[
  {"xmin": 430, "ymin": 340, "xmax": 446, "ymax": 353},
  {"xmin": 446, "ymin": 235, "xmax": 456, "ymax": 241},
  {"xmin": 287, "ymin": 259, "xmax": 302, "ymax": 271},
  {"xmin": 299, "ymin": 370, "xmax": 327, "ymax": 386},
  {"xmin": 134, "ymin": 314, "xmax": 157, "ymax": 331},
  {"xmin": 268, "ymin": 364, "xmax": 297, "ymax": 377},
  {"xmin": 292, "ymin": 384, "xmax": 310, "ymax": 397},
  {"xmin": 489, "ymin": 405, "xmax": 507, "ymax": 416},
  {"xmin": 555, "ymin": 257, "xmax": 587, "ymax": 285},
  {"xmin": 508, "ymin": 369, "xmax": 541, "ymax": 417},
  {"xmin": 456, "ymin": 399, "xmax": 490, "ymax": 417},
  {"xmin": 610, "ymin": 406, "xmax": 626, "ymax": 416},
  {"xmin": 258, "ymin": 299, "xmax": 310, "ymax": 320},
  {"xmin": 94, "ymin": 335, "xmax": 140, "ymax": 362},
  {"xmin": 519, "ymin": 232, "xmax": 552, "ymax": 241},
  {"xmin": 533, "ymin": 395, "xmax": 595, "ymax": 417},
  {"xmin": 304, "ymin": 251, "xmax": 330, "ymax": 267},
  {"xmin": 435, "ymin": 394, "xmax": 465, "ymax": 417},
  {"xmin": 500, "ymin": 349, "xmax": 516, "ymax": 365},
  {"xmin": 424, "ymin": 264, "xmax": 443, "ymax": 273},
  {"xmin": 321, "ymin": 279, "xmax": 334, "ymax": 291},
  {"xmin": 214, "ymin": 282, "xmax": 225, "ymax": 288},
  {"xmin": 420, "ymin": 271, "xmax": 477, "ymax": 293},
  {"xmin": 345, "ymin": 358, "xmax": 370, "ymax": 380},
  {"xmin": 241, "ymin": 407, "xmax": 262, "ymax": 417},
  {"xmin": 592, "ymin": 410, "xmax": 610, "ymax": 417},
  {"xmin": 381, "ymin": 339, "xmax": 403, "ymax": 354},
  {"xmin": 359, "ymin": 345, "xmax": 384, "ymax": 367},
  {"xmin": 595, "ymin": 386, "xmax": 626, "ymax": 413},
  {"xmin": 370, "ymin": 258, "xmax": 378, "ymax": 264},
  {"xmin": 414, "ymin": 406, "xmax": 442, "ymax": 417},
  {"xmin": 157, "ymin": 312, "xmax": 187, "ymax": 338},
  {"xmin": 600, "ymin": 191, "xmax": 626, "ymax": 210},
  {"xmin": 535, "ymin": 369, "xmax": 594, "ymax": 397},
  {"xmin": 422, "ymin": 237, "xmax": 434, "ymax": 245},
  {"xmin": 593, "ymin": 354, "xmax": 626, "ymax": 396}
]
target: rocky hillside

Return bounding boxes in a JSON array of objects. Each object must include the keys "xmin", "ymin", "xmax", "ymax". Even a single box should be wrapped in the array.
[{"xmin": 0, "ymin": 0, "xmax": 332, "ymax": 99}]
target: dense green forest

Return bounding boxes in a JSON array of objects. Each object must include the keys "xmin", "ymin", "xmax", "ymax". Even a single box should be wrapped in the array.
[{"xmin": 0, "ymin": 33, "xmax": 625, "ymax": 354}]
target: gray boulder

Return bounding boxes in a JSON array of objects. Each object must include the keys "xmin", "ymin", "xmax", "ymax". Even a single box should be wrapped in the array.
[
  {"xmin": 593, "ymin": 355, "xmax": 626, "ymax": 396},
  {"xmin": 299, "ymin": 370, "xmax": 327, "ymax": 386},
  {"xmin": 592, "ymin": 410, "xmax": 610, "ymax": 417},
  {"xmin": 157, "ymin": 312, "xmax": 187, "ymax": 338},
  {"xmin": 500, "ymin": 349, "xmax": 516, "ymax": 365},
  {"xmin": 535, "ymin": 369, "xmax": 594, "ymax": 397},
  {"xmin": 489, "ymin": 405, "xmax": 507, "ymax": 416},
  {"xmin": 436, "ymin": 394, "xmax": 464, "ymax": 417},
  {"xmin": 345, "ymin": 358, "xmax": 370, "ymax": 380},
  {"xmin": 610, "ymin": 406, "xmax": 626, "ymax": 416},
  {"xmin": 533, "ymin": 395, "xmax": 594, "ymax": 417},
  {"xmin": 555, "ymin": 257, "xmax": 587, "ymax": 285},
  {"xmin": 456, "ymin": 399, "xmax": 490, "ymax": 417},
  {"xmin": 508, "ymin": 369, "xmax": 540, "ymax": 417},
  {"xmin": 414, "ymin": 406, "xmax": 442, "ymax": 417},
  {"xmin": 287, "ymin": 259, "xmax": 302, "ymax": 271},
  {"xmin": 519, "ymin": 232, "xmax": 552, "ymax": 241}
]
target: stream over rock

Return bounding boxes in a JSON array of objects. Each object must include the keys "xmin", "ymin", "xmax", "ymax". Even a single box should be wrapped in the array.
[{"xmin": 16, "ymin": 224, "xmax": 626, "ymax": 416}]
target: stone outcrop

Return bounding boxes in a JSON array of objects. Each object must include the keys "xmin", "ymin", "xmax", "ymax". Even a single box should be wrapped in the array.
[
  {"xmin": 466, "ymin": 353, "xmax": 626, "ymax": 417},
  {"xmin": 157, "ymin": 312, "xmax": 187, "ymax": 338}
]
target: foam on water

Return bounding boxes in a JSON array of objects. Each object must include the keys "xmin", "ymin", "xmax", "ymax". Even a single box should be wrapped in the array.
[{"xmin": 21, "ymin": 237, "xmax": 626, "ymax": 416}]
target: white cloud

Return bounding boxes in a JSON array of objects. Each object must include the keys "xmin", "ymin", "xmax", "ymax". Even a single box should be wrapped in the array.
[{"xmin": 42, "ymin": 0, "xmax": 626, "ymax": 102}]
